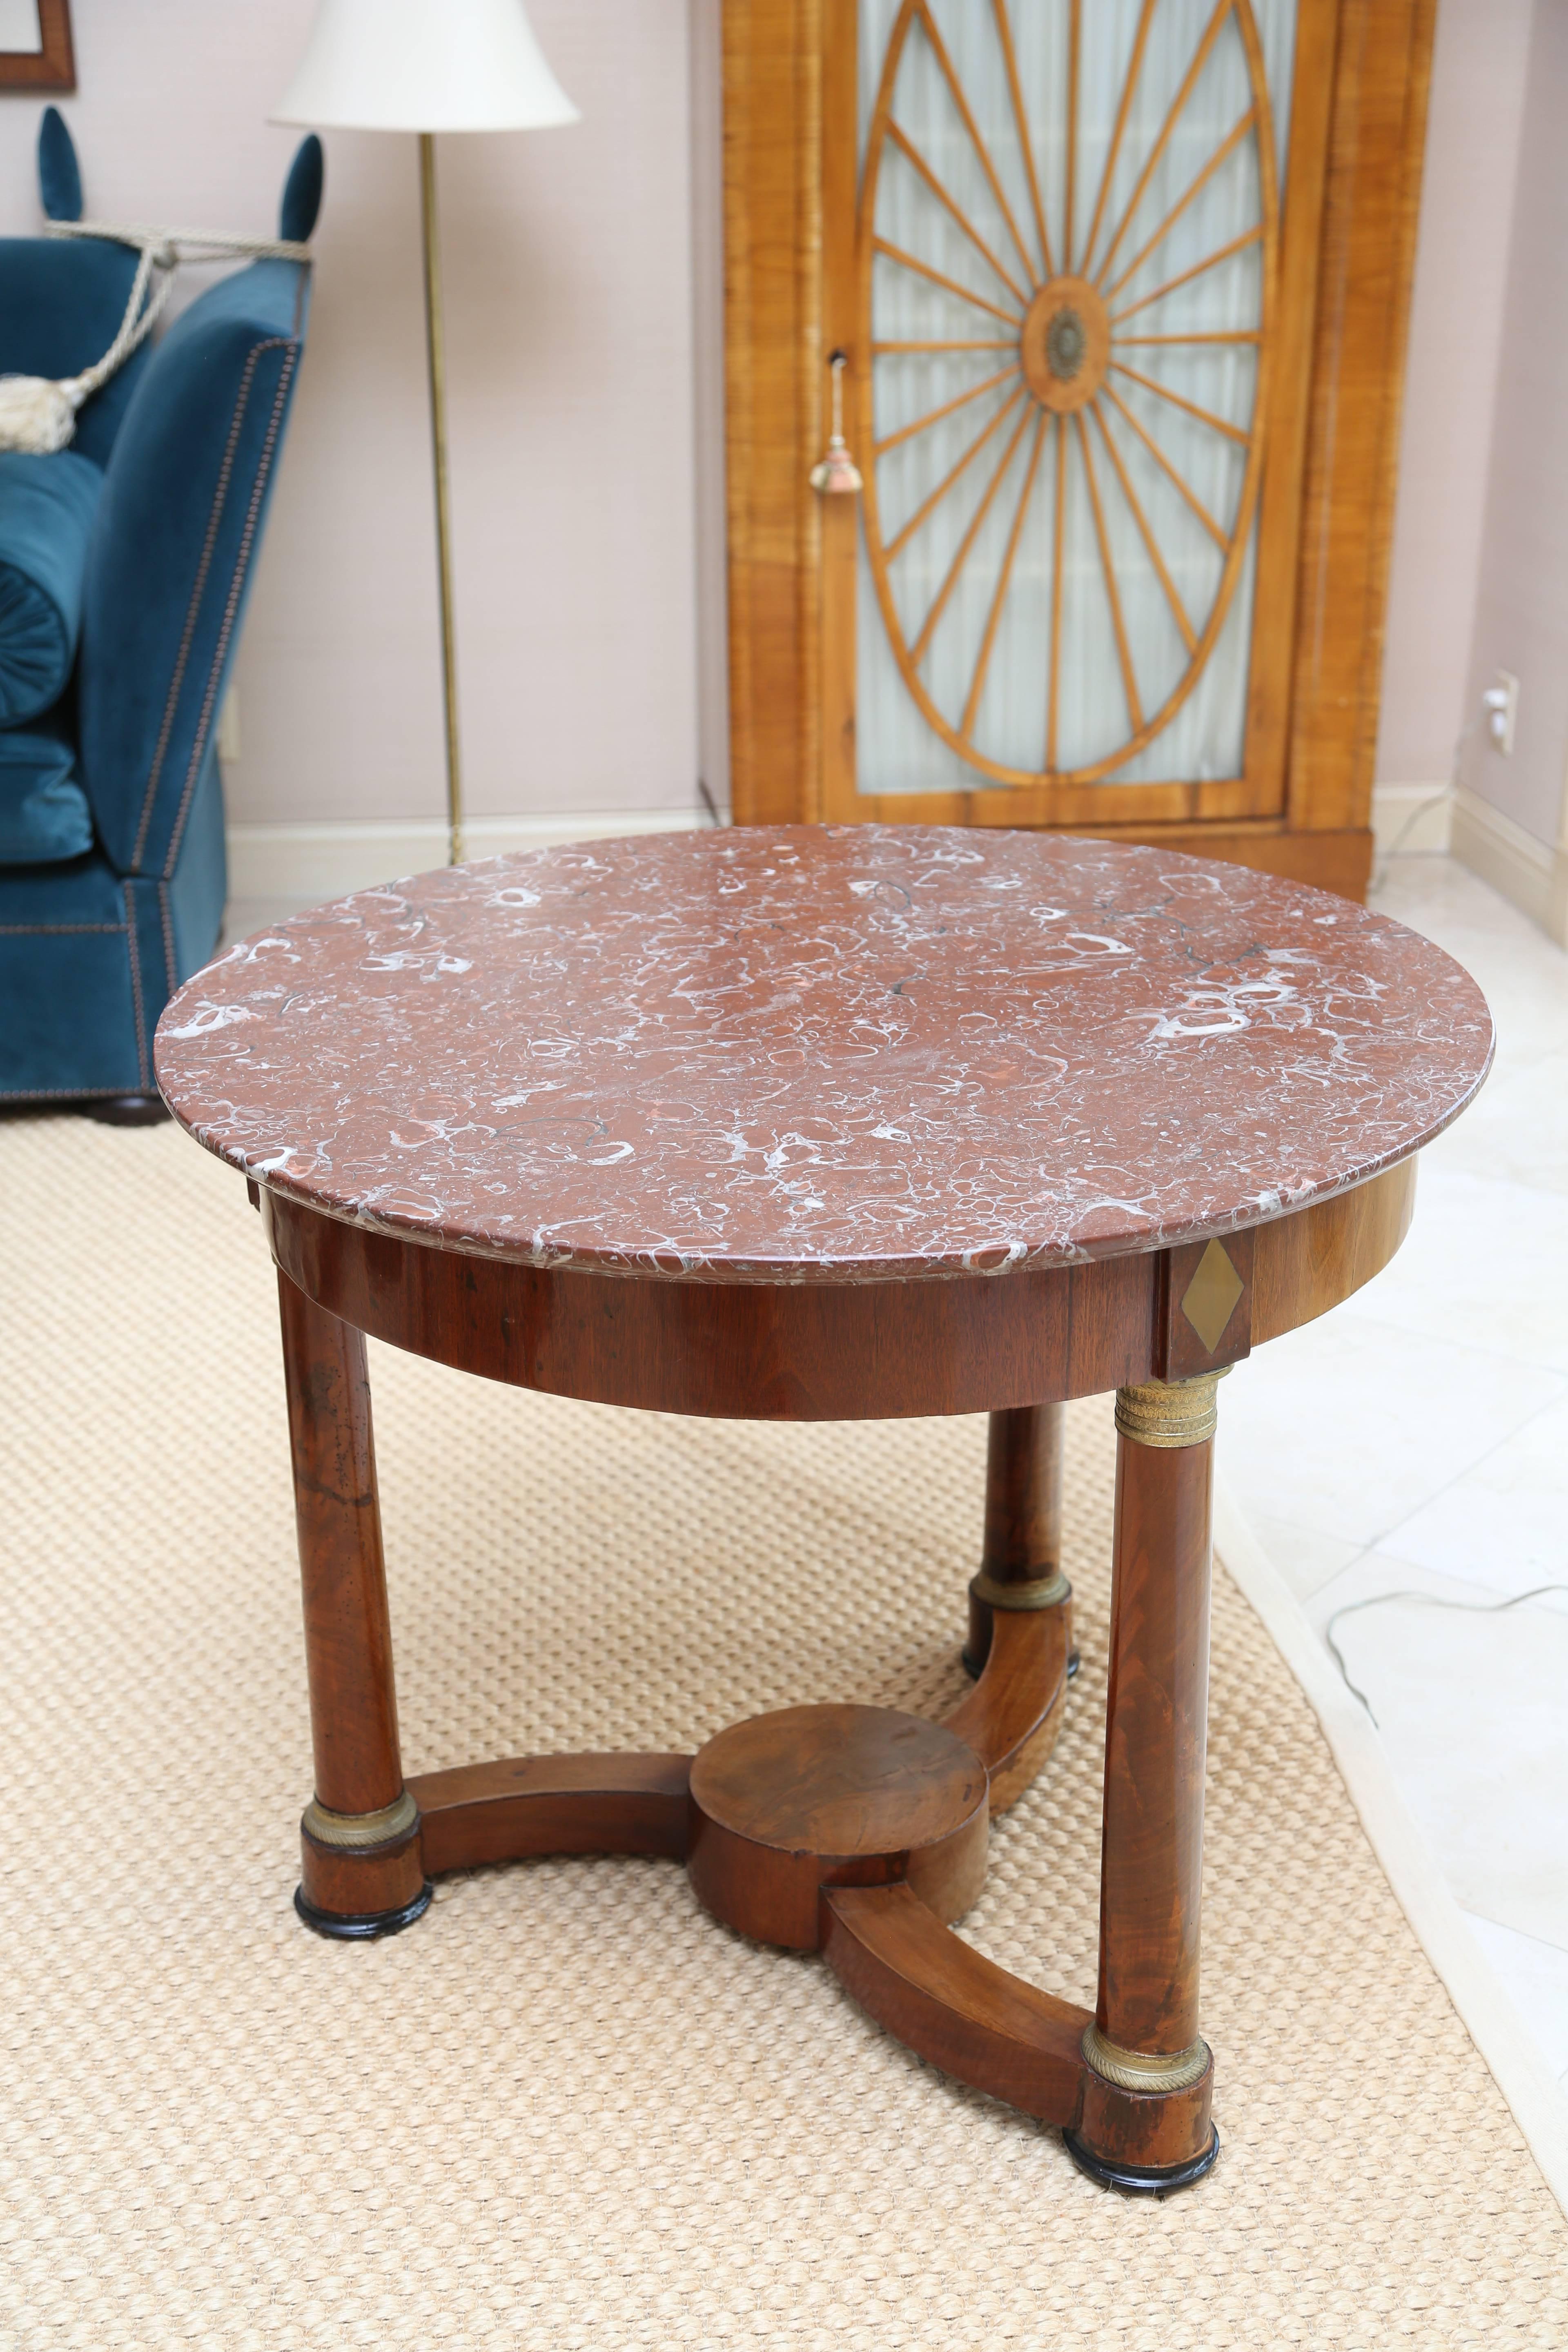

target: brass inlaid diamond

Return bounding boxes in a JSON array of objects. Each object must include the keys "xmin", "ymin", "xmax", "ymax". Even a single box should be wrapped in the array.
[{"xmin": 1180, "ymin": 1239, "xmax": 1244, "ymax": 1355}]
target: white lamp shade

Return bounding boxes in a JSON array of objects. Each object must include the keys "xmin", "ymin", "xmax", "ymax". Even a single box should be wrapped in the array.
[{"xmin": 272, "ymin": 0, "xmax": 579, "ymax": 134}]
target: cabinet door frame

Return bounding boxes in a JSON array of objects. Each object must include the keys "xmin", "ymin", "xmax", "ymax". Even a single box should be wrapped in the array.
[{"xmin": 722, "ymin": 0, "xmax": 1436, "ymax": 899}]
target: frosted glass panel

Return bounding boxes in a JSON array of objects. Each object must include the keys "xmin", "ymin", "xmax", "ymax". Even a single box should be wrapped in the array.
[{"xmin": 854, "ymin": 0, "xmax": 1298, "ymax": 794}]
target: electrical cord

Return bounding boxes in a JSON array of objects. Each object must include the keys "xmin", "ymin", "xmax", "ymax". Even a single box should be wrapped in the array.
[
  {"xmin": 1325, "ymin": 1582, "xmax": 1568, "ymax": 1726},
  {"xmin": 1370, "ymin": 717, "xmax": 1479, "ymax": 892}
]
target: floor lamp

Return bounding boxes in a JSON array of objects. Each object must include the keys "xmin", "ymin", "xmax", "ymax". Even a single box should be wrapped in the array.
[{"xmin": 274, "ymin": 0, "xmax": 579, "ymax": 867}]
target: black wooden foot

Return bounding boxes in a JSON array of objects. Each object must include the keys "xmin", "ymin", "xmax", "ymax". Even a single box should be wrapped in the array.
[
  {"xmin": 294, "ymin": 1881, "xmax": 434, "ymax": 1941},
  {"xmin": 1062, "ymin": 2123, "xmax": 1219, "ymax": 2196},
  {"xmin": 85, "ymin": 1094, "xmax": 170, "ymax": 1127}
]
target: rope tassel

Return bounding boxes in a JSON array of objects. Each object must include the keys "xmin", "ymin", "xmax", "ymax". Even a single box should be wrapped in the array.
[{"xmin": 0, "ymin": 218, "xmax": 312, "ymax": 456}]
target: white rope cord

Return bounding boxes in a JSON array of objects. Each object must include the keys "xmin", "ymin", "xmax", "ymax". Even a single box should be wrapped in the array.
[
  {"xmin": 48, "ymin": 219, "xmax": 313, "ymax": 264},
  {"xmin": 0, "ymin": 218, "xmax": 312, "ymax": 457}
]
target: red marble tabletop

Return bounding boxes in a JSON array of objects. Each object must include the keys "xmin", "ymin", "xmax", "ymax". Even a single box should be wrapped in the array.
[{"xmin": 155, "ymin": 827, "xmax": 1493, "ymax": 1283}]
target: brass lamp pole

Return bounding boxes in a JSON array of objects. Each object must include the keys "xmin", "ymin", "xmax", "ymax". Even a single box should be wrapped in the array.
[
  {"xmin": 274, "ymin": 1, "xmax": 580, "ymax": 873},
  {"xmin": 418, "ymin": 134, "xmax": 463, "ymax": 864}
]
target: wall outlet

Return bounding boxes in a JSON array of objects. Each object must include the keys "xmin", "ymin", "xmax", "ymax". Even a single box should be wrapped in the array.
[{"xmin": 1482, "ymin": 668, "xmax": 1518, "ymax": 756}]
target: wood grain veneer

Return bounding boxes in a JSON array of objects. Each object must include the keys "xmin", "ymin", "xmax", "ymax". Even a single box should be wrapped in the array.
[
  {"xmin": 265, "ymin": 1159, "xmax": 1415, "ymax": 1425},
  {"xmin": 723, "ymin": 0, "xmax": 1438, "ymax": 900}
]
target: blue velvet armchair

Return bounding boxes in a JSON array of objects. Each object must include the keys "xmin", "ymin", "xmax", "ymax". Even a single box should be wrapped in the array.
[{"xmin": 0, "ymin": 115, "xmax": 317, "ymax": 1118}]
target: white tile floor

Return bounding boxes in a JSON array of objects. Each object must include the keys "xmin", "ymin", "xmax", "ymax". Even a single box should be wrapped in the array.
[{"xmin": 1223, "ymin": 854, "xmax": 1568, "ymax": 2104}]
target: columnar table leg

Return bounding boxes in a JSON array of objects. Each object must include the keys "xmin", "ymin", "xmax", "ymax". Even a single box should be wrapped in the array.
[
  {"xmin": 276, "ymin": 1270, "xmax": 431, "ymax": 1939},
  {"xmin": 965, "ymin": 1403, "xmax": 1069, "ymax": 1675},
  {"xmin": 945, "ymin": 1404, "xmax": 1074, "ymax": 1812},
  {"xmin": 1067, "ymin": 1372, "xmax": 1222, "ymax": 2191}
]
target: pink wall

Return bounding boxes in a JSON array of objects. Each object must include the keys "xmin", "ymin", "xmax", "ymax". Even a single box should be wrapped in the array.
[
  {"xmin": 1374, "ymin": 0, "xmax": 1532, "ymax": 793},
  {"xmin": 0, "ymin": 0, "xmax": 702, "ymax": 832},
  {"xmin": 5, "ymin": 1, "xmax": 1558, "ymax": 857},
  {"xmin": 1457, "ymin": 0, "xmax": 1568, "ymax": 849}
]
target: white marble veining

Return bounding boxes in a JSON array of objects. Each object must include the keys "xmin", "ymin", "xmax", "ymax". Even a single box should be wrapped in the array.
[{"xmin": 155, "ymin": 828, "xmax": 1493, "ymax": 1280}]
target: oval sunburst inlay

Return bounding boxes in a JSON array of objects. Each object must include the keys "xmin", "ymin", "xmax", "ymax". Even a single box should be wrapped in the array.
[{"xmin": 859, "ymin": 0, "xmax": 1280, "ymax": 787}]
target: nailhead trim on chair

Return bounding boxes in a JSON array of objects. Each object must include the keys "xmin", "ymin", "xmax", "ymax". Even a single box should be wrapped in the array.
[
  {"xmin": 165, "ymin": 340, "xmax": 297, "ymax": 881},
  {"xmin": 122, "ymin": 880, "xmax": 148, "ymax": 1089}
]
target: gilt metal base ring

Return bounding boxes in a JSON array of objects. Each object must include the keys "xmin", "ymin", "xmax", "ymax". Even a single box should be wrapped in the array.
[
  {"xmin": 969, "ymin": 1569, "xmax": 1072, "ymax": 1613},
  {"xmin": 302, "ymin": 1788, "xmax": 420, "ymax": 1851},
  {"xmin": 1081, "ymin": 2022, "xmax": 1212, "ymax": 2094}
]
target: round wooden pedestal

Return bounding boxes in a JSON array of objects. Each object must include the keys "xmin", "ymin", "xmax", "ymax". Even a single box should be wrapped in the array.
[{"xmin": 687, "ymin": 1704, "xmax": 990, "ymax": 1950}]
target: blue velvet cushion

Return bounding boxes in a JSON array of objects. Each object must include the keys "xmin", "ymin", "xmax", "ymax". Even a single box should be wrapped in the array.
[
  {"xmin": 0, "ymin": 448, "xmax": 101, "ymax": 724},
  {"xmin": 0, "ymin": 238, "xmax": 152, "ymax": 471},
  {"xmin": 0, "ymin": 706, "xmax": 93, "ymax": 862}
]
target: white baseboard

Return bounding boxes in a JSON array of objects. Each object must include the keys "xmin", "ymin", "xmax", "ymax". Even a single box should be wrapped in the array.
[
  {"xmin": 1450, "ymin": 785, "xmax": 1568, "ymax": 947},
  {"xmin": 226, "ymin": 809, "xmax": 713, "ymax": 903},
  {"xmin": 1371, "ymin": 781, "xmax": 1452, "ymax": 857}
]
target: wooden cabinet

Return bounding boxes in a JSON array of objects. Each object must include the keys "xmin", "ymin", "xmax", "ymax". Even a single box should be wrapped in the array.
[{"xmin": 721, "ymin": 0, "xmax": 1435, "ymax": 898}]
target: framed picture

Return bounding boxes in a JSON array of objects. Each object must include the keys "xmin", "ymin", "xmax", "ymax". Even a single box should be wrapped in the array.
[{"xmin": 0, "ymin": 0, "xmax": 74, "ymax": 91}]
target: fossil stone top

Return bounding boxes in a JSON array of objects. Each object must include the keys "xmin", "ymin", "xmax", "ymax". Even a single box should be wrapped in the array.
[{"xmin": 156, "ymin": 826, "xmax": 1493, "ymax": 1283}]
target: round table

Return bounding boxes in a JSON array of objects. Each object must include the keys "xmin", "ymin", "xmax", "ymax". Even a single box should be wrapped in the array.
[{"xmin": 155, "ymin": 826, "xmax": 1492, "ymax": 2193}]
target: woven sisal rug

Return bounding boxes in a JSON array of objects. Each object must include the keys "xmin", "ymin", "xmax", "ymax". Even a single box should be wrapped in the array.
[{"xmin": 3, "ymin": 1116, "xmax": 1565, "ymax": 2348}]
